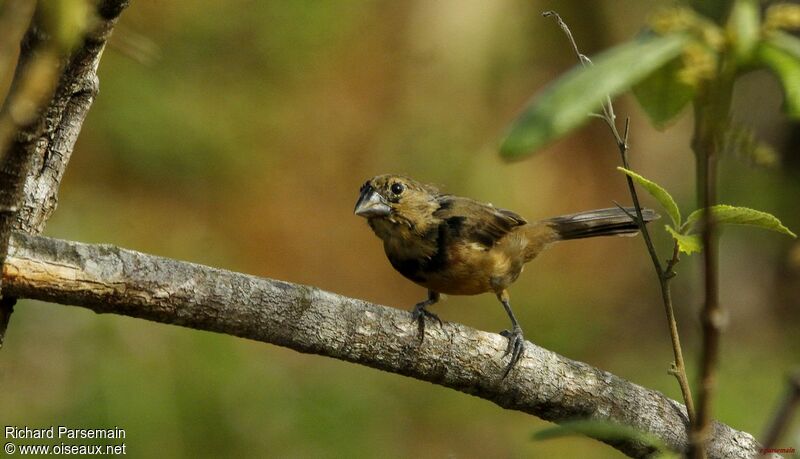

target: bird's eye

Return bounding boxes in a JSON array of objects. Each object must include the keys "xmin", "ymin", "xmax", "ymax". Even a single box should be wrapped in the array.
[{"xmin": 390, "ymin": 183, "xmax": 404, "ymax": 195}]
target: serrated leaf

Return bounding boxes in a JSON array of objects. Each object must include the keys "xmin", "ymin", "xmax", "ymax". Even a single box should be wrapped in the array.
[
  {"xmin": 533, "ymin": 420, "xmax": 668, "ymax": 454},
  {"xmin": 666, "ymin": 225, "xmax": 702, "ymax": 254},
  {"xmin": 617, "ymin": 167, "xmax": 681, "ymax": 227},
  {"xmin": 684, "ymin": 205, "xmax": 797, "ymax": 237},
  {"xmin": 757, "ymin": 39, "xmax": 800, "ymax": 119},
  {"xmin": 728, "ymin": 0, "xmax": 760, "ymax": 63},
  {"xmin": 500, "ymin": 33, "xmax": 689, "ymax": 159},
  {"xmin": 632, "ymin": 57, "xmax": 695, "ymax": 129}
]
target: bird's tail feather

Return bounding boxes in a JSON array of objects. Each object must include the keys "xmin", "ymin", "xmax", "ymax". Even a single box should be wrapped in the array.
[{"xmin": 547, "ymin": 207, "xmax": 659, "ymax": 240}]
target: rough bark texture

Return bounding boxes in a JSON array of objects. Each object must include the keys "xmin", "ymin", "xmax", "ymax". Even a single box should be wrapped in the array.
[
  {"xmin": 12, "ymin": 0, "xmax": 129, "ymax": 235},
  {"xmin": 3, "ymin": 231, "xmax": 759, "ymax": 458},
  {"xmin": 0, "ymin": 0, "xmax": 129, "ymax": 344},
  {"xmin": 0, "ymin": 3, "xmax": 762, "ymax": 456}
]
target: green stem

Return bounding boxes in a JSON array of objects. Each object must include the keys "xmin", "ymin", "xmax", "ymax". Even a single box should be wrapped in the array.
[
  {"xmin": 544, "ymin": 8, "xmax": 696, "ymax": 441},
  {"xmin": 617, "ymin": 134, "xmax": 696, "ymax": 425}
]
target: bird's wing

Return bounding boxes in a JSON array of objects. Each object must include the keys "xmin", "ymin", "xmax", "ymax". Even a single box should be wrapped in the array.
[{"xmin": 433, "ymin": 195, "xmax": 526, "ymax": 248}]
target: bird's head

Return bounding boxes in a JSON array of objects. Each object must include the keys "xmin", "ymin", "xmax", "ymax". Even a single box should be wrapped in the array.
[{"xmin": 354, "ymin": 174, "xmax": 439, "ymax": 229}]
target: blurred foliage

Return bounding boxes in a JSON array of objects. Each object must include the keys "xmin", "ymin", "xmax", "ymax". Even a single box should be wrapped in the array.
[
  {"xmin": 1, "ymin": 0, "xmax": 799, "ymax": 457},
  {"xmin": 36, "ymin": 0, "xmax": 91, "ymax": 51},
  {"xmin": 499, "ymin": 32, "xmax": 688, "ymax": 158}
]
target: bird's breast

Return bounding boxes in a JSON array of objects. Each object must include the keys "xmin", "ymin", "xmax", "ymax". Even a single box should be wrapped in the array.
[
  {"xmin": 386, "ymin": 237, "xmax": 522, "ymax": 296},
  {"xmin": 375, "ymin": 217, "xmax": 536, "ymax": 295}
]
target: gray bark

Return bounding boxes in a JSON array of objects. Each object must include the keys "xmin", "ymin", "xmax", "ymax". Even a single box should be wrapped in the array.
[
  {"xmin": 3, "ymin": 231, "xmax": 759, "ymax": 458},
  {"xmin": 0, "ymin": 3, "xmax": 763, "ymax": 457},
  {"xmin": 11, "ymin": 0, "xmax": 129, "ymax": 235},
  {"xmin": 0, "ymin": 0, "xmax": 129, "ymax": 344}
]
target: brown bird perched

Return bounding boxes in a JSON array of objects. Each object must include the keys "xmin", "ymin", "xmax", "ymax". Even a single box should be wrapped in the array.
[{"xmin": 354, "ymin": 174, "xmax": 657, "ymax": 377}]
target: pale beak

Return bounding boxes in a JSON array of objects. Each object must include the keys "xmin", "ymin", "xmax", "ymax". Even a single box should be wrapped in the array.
[{"xmin": 354, "ymin": 186, "xmax": 391, "ymax": 218}]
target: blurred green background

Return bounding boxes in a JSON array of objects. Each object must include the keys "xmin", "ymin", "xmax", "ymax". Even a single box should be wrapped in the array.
[{"xmin": 2, "ymin": 0, "xmax": 799, "ymax": 457}]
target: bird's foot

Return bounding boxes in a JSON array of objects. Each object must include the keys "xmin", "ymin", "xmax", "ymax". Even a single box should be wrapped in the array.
[
  {"xmin": 410, "ymin": 303, "xmax": 442, "ymax": 326},
  {"xmin": 499, "ymin": 326, "xmax": 525, "ymax": 379},
  {"xmin": 410, "ymin": 302, "xmax": 442, "ymax": 336}
]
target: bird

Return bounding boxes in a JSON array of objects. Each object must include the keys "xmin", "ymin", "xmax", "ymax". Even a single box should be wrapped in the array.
[{"xmin": 354, "ymin": 174, "xmax": 658, "ymax": 378}]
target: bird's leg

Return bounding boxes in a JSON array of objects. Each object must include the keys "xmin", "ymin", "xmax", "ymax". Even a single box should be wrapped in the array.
[
  {"xmin": 497, "ymin": 289, "xmax": 524, "ymax": 379},
  {"xmin": 410, "ymin": 290, "xmax": 442, "ymax": 336}
]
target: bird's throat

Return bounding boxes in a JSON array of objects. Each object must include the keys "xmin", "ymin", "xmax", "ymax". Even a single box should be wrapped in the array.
[{"xmin": 369, "ymin": 218, "xmax": 439, "ymax": 262}]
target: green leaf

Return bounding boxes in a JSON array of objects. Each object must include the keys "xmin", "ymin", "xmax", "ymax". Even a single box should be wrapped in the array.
[
  {"xmin": 684, "ymin": 205, "xmax": 797, "ymax": 237},
  {"xmin": 500, "ymin": 33, "xmax": 689, "ymax": 159},
  {"xmin": 632, "ymin": 57, "xmax": 695, "ymax": 129},
  {"xmin": 728, "ymin": 0, "xmax": 760, "ymax": 62},
  {"xmin": 617, "ymin": 167, "xmax": 681, "ymax": 227},
  {"xmin": 756, "ymin": 39, "xmax": 800, "ymax": 119},
  {"xmin": 766, "ymin": 31, "xmax": 800, "ymax": 60},
  {"xmin": 533, "ymin": 420, "xmax": 669, "ymax": 454},
  {"xmin": 666, "ymin": 225, "xmax": 702, "ymax": 254}
]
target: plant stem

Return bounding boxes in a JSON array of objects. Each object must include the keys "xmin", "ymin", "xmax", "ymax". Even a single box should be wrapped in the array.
[
  {"xmin": 614, "ymin": 120, "xmax": 696, "ymax": 426},
  {"xmin": 544, "ymin": 8, "xmax": 696, "ymax": 428},
  {"xmin": 761, "ymin": 370, "xmax": 800, "ymax": 449},
  {"xmin": 689, "ymin": 71, "xmax": 734, "ymax": 459}
]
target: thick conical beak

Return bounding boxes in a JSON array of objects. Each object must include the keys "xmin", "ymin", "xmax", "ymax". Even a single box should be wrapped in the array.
[{"xmin": 354, "ymin": 186, "xmax": 390, "ymax": 218}]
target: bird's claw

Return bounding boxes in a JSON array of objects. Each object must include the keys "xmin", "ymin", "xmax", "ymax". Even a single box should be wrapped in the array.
[
  {"xmin": 499, "ymin": 326, "xmax": 524, "ymax": 379},
  {"xmin": 410, "ymin": 303, "xmax": 442, "ymax": 327},
  {"xmin": 410, "ymin": 302, "xmax": 442, "ymax": 339}
]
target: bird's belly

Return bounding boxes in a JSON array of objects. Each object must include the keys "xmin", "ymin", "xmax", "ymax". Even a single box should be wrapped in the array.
[
  {"xmin": 417, "ymin": 244, "xmax": 522, "ymax": 296},
  {"xmin": 418, "ymin": 269, "xmax": 491, "ymax": 295},
  {"xmin": 385, "ymin": 234, "xmax": 526, "ymax": 296}
]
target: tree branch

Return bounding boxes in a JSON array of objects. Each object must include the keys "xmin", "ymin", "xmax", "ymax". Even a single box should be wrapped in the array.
[
  {"xmin": 0, "ymin": 0, "xmax": 129, "ymax": 346},
  {"xmin": 2, "ymin": 231, "xmax": 759, "ymax": 458},
  {"xmin": 12, "ymin": 0, "xmax": 130, "ymax": 235},
  {"xmin": 690, "ymin": 65, "xmax": 735, "ymax": 459}
]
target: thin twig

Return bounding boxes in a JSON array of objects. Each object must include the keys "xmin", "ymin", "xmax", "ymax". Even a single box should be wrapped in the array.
[
  {"xmin": 542, "ymin": 11, "xmax": 583, "ymax": 63},
  {"xmin": 761, "ymin": 370, "xmax": 800, "ymax": 449},
  {"xmin": 612, "ymin": 200, "xmax": 637, "ymax": 220},
  {"xmin": 544, "ymin": 10, "xmax": 696, "ymax": 424},
  {"xmin": 665, "ymin": 241, "xmax": 681, "ymax": 277}
]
